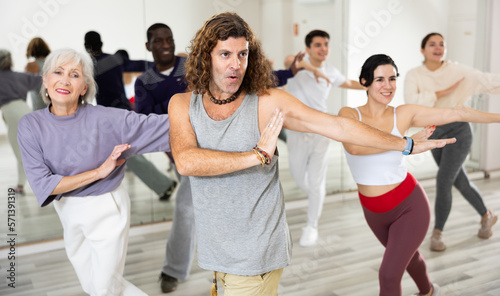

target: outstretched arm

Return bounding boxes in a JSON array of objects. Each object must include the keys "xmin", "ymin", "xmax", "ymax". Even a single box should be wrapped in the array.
[
  {"xmin": 284, "ymin": 53, "xmax": 331, "ymax": 84},
  {"xmin": 339, "ymin": 79, "xmax": 364, "ymax": 90},
  {"xmin": 169, "ymin": 93, "xmax": 283, "ymax": 176},
  {"xmin": 50, "ymin": 144, "xmax": 131, "ymax": 195},
  {"xmin": 265, "ymin": 89, "xmax": 455, "ymax": 154}
]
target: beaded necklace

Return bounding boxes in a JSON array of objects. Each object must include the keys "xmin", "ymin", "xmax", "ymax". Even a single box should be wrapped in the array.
[{"xmin": 208, "ymin": 89, "xmax": 242, "ymax": 105}]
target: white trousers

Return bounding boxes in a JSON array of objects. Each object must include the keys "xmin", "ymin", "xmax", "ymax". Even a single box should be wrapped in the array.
[
  {"xmin": 53, "ymin": 186, "xmax": 147, "ymax": 296},
  {"xmin": 287, "ymin": 131, "xmax": 330, "ymax": 228}
]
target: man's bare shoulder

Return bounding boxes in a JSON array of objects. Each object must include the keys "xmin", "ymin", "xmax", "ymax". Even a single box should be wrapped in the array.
[
  {"xmin": 172, "ymin": 91, "xmax": 192, "ymax": 100},
  {"xmin": 169, "ymin": 91, "xmax": 192, "ymax": 113},
  {"xmin": 259, "ymin": 88, "xmax": 293, "ymax": 101}
]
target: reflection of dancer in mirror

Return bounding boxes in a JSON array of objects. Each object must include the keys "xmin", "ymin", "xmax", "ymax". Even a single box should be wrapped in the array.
[
  {"xmin": 84, "ymin": 30, "xmax": 178, "ymax": 201},
  {"xmin": 25, "ymin": 37, "xmax": 50, "ymax": 110},
  {"xmin": 341, "ymin": 54, "xmax": 500, "ymax": 296},
  {"xmin": 168, "ymin": 12, "xmax": 454, "ymax": 296},
  {"xmin": 284, "ymin": 29, "xmax": 364, "ymax": 247},
  {"xmin": 18, "ymin": 48, "xmax": 172, "ymax": 296},
  {"xmin": 0, "ymin": 49, "xmax": 41, "ymax": 195},
  {"xmin": 405, "ymin": 32, "xmax": 500, "ymax": 251},
  {"xmin": 134, "ymin": 22, "xmax": 192, "ymax": 293}
]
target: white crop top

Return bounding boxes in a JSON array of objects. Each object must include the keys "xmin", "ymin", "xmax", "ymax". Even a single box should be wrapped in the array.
[{"xmin": 344, "ymin": 107, "xmax": 408, "ymax": 186}]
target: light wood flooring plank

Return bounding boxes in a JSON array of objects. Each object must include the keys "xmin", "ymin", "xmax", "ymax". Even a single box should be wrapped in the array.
[{"xmin": 2, "ymin": 175, "xmax": 500, "ymax": 295}]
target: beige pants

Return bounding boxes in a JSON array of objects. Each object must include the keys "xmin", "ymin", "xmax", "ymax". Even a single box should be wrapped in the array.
[
  {"xmin": 217, "ymin": 268, "xmax": 284, "ymax": 296},
  {"xmin": 1, "ymin": 99, "xmax": 31, "ymax": 186}
]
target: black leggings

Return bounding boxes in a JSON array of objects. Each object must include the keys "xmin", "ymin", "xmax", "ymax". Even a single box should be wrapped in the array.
[
  {"xmin": 362, "ymin": 182, "xmax": 432, "ymax": 296},
  {"xmin": 430, "ymin": 122, "xmax": 487, "ymax": 230}
]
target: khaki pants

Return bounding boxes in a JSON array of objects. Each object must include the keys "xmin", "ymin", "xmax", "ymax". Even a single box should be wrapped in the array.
[
  {"xmin": 217, "ymin": 268, "xmax": 284, "ymax": 296},
  {"xmin": 1, "ymin": 99, "xmax": 31, "ymax": 186}
]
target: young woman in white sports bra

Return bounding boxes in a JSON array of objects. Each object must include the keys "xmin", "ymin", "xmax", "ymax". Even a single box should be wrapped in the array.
[{"xmin": 338, "ymin": 54, "xmax": 500, "ymax": 296}]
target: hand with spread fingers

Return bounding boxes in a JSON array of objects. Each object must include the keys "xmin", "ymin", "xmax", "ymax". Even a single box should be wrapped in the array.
[
  {"xmin": 256, "ymin": 109, "xmax": 284, "ymax": 162},
  {"xmin": 411, "ymin": 125, "xmax": 436, "ymax": 141},
  {"xmin": 97, "ymin": 144, "xmax": 131, "ymax": 179}
]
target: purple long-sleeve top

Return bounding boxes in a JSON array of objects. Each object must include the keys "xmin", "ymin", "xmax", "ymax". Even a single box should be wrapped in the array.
[{"xmin": 17, "ymin": 103, "xmax": 170, "ymax": 207}]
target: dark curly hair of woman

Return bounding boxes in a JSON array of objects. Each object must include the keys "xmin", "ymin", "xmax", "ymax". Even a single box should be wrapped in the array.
[{"xmin": 185, "ymin": 12, "xmax": 277, "ymax": 96}]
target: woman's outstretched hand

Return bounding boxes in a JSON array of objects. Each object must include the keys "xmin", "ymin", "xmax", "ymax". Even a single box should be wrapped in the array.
[
  {"xmin": 412, "ymin": 137, "xmax": 456, "ymax": 154},
  {"xmin": 411, "ymin": 125, "xmax": 436, "ymax": 141}
]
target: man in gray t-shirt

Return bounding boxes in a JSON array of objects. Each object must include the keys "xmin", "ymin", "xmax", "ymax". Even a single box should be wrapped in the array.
[{"xmin": 168, "ymin": 12, "xmax": 455, "ymax": 296}]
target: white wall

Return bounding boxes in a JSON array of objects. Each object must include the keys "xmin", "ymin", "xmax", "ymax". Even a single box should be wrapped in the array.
[
  {"xmin": 479, "ymin": 0, "xmax": 500, "ymax": 171},
  {"xmin": 345, "ymin": 0, "xmax": 450, "ymax": 108},
  {"xmin": 261, "ymin": 0, "xmax": 345, "ymax": 114},
  {"xmin": 2, "ymin": 0, "xmax": 498, "ymax": 172},
  {"xmin": 0, "ymin": 0, "xmax": 262, "ymax": 136},
  {"xmin": 1, "ymin": 0, "xmax": 262, "ymax": 71}
]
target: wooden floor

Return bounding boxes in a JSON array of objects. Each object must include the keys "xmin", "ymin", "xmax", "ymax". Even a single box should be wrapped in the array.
[
  {"xmin": 1, "ymin": 133, "xmax": 499, "ymax": 295},
  {"xmin": 1, "ymin": 172, "xmax": 500, "ymax": 295}
]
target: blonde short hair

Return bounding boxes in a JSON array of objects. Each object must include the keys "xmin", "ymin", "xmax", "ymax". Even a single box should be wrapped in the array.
[{"xmin": 41, "ymin": 48, "xmax": 97, "ymax": 104}]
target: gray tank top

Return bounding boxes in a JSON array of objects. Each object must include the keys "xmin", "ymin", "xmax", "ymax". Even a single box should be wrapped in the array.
[{"xmin": 188, "ymin": 92, "xmax": 291, "ymax": 275}]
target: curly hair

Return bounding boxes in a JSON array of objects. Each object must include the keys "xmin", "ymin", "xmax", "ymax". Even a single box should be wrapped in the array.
[{"xmin": 185, "ymin": 12, "xmax": 276, "ymax": 96}]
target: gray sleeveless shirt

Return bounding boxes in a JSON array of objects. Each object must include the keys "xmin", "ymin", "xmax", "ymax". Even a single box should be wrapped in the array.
[{"xmin": 188, "ymin": 92, "xmax": 291, "ymax": 275}]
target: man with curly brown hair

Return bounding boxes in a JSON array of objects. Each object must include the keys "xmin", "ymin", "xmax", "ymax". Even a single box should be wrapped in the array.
[{"xmin": 168, "ymin": 12, "xmax": 455, "ymax": 296}]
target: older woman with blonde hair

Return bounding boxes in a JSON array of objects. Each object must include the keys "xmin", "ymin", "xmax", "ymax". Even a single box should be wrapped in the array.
[{"xmin": 18, "ymin": 48, "xmax": 171, "ymax": 295}]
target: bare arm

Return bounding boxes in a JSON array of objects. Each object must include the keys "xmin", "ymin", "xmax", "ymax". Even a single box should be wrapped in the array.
[
  {"xmin": 338, "ymin": 108, "xmax": 435, "ymax": 155},
  {"xmin": 50, "ymin": 144, "xmax": 130, "ymax": 195},
  {"xmin": 339, "ymin": 79, "xmax": 364, "ymax": 90},
  {"xmin": 284, "ymin": 52, "xmax": 331, "ymax": 84},
  {"xmin": 338, "ymin": 106, "xmax": 395, "ymax": 155},
  {"xmin": 266, "ymin": 89, "xmax": 454, "ymax": 154},
  {"xmin": 168, "ymin": 93, "xmax": 283, "ymax": 176},
  {"xmin": 296, "ymin": 60, "xmax": 331, "ymax": 84}
]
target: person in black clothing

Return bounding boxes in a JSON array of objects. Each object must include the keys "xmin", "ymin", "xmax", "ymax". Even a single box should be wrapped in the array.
[{"xmin": 84, "ymin": 31, "xmax": 177, "ymax": 201}]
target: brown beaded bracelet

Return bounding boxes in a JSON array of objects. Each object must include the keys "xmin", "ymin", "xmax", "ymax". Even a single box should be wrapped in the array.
[{"xmin": 253, "ymin": 146, "xmax": 271, "ymax": 166}]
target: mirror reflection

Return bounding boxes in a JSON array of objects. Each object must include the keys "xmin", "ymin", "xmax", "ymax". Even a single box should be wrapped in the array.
[{"xmin": 0, "ymin": 0, "xmax": 497, "ymax": 249}]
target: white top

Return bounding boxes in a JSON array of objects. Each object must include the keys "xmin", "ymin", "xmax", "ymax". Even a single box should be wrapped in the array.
[
  {"xmin": 285, "ymin": 56, "xmax": 346, "ymax": 112},
  {"xmin": 344, "ymin": 107, "xmax": 407, "ymax": 186},
  {"xmin": 404, "ymin": 60, "xmax": 500, "ymax": 108}
]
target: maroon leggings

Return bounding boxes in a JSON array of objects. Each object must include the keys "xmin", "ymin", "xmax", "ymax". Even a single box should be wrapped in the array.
[{"xmin": 361, "ymin": 182, "xmax": 432, "ymax": 296}]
